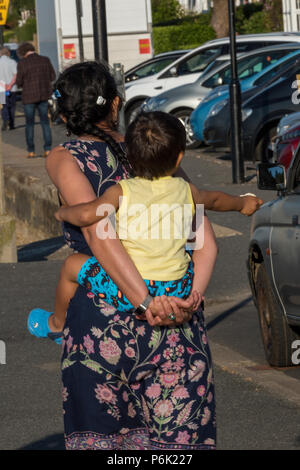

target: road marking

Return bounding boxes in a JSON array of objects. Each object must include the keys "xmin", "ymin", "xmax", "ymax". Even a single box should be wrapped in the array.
[{"xmin": 211, "ymin": 223, "xmax": 242, "ymax": 238}]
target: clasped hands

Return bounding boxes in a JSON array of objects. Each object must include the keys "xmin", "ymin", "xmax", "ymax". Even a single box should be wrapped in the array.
[{"xmin": 135, "ymin": 291, "xmax": 203, "ymax": 327}]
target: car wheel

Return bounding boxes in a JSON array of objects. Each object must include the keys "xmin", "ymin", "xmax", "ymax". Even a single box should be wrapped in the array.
[
  {"xmin": 125, "ymin": 100, "xmax": 144, "ymax": 127},
  {"xmin": 255, "ymin": 126, "xmax": 277, "ymax": 162},
  {"xmin": 173, "ymin": 109, "xmax": 201, "ymax": 150},
  {"xmin": 255, "ymin": 263, "xmax": 300, "ymax": 367}
]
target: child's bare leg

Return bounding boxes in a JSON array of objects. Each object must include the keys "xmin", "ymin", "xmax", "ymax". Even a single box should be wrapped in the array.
[{"xmin": 48, "ymin": 253, "xmax": 90, "ymax": 332}]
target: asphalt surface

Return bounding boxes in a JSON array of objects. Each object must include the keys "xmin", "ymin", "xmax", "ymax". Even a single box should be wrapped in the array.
[{"xmin": 1, "ymin": 109, "xmax": 300, "ymax": 450}]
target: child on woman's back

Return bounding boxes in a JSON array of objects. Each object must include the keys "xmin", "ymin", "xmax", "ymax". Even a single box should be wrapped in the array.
[{"xmin": 27, "ymin": 111, "xmax": 262, "ymax": 344}]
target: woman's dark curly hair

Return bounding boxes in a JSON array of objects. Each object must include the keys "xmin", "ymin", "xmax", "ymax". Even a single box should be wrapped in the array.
[{"xmin": 54, "ymin": 61, "xmax": 131, "ymax": 173}]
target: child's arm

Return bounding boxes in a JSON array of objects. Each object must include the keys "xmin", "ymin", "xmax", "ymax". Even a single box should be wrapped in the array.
[
  {"xmin": 189, "ymin": 183, "xmax": 263, "ymax": 215},
  {"xmin": 55, "ymin": 184, "xmax": 122, "ymax": 226}
]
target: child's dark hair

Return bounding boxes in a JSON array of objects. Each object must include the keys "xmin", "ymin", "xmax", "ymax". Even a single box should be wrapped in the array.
[
  {"xmin": 125, "ymin": 111, "xmax": 186, "ymax": 180},
  {"xmin": 54, "ymin": 61, "xmax": 131, "ymax": 173}
]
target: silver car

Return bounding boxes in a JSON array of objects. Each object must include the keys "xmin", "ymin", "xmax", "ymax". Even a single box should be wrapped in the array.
[
  {"xmin": 142, "ymin": 43, "xmax": 300, "ymax": 149},
  {"xmin": 248, "ymin": 152, "xmax": 300, "ymax": 367}
]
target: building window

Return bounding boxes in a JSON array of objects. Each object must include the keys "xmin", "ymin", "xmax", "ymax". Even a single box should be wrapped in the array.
[
  {"xmin": 297, "ymin": 13, "xmax": 300, "ymax": 30},
  {"xmin": 188, "ymin": 0, "xmax": 196, "ymax": 9},
  {"xmin": 296, "ymin": 0, "xmax": 300, "ymax": 10}
]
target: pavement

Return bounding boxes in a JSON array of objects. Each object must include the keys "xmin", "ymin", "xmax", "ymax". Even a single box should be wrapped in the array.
[{"xmin": 1, "ymin": 108, "xmax": 300, "ymax": 450}]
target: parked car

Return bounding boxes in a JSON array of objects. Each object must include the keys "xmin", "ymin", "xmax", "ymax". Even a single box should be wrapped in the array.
[
  {"xmin": 125, "ymin": 50, "xmax": 190, "ymax": 83},
  {"xmin": 124, "ymin": 32, "xmax": 300, "ymax": 125},
  {"xmin": 272, "ymin": 123, "xmax": 300, "ymax": 171},
  {"xmin": 248, "ymin": 151, "xmax": 300, "ymax": 367},
  {"xmin": 276, "ymin": 111, "xmax": 300, "ymax": 137},
  {"xmin": 142, "ymin": 44, "xmax": 300, "ymax": 148},
  {"xmin": 190, "ymin": 48, "xmax": 300, "ymax": 142},
  {"xmin": 203, "ymin": 55, "xmax": 300, "ymax": 161}
]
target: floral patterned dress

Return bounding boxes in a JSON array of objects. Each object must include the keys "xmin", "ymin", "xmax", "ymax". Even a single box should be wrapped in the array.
[{"xmin": 61, "ymin": 140, "xmax": 216, "ymax": 450}]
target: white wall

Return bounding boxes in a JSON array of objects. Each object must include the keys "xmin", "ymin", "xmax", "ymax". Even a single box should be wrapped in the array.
[{"xmin": 282, "ymin": 0, "xmax": 300, "ymax": 31}]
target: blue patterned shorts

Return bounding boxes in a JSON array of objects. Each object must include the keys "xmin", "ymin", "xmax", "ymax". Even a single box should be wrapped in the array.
[{"xmin": 77, "ymin": 256, "xmax": 194, "ymax": 311}]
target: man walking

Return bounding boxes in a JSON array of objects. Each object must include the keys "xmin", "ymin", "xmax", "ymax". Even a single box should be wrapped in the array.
[
  {"xmin": 0, "ymin": 47, "xmax": 18, "ymax": 131},
  {"xmin": 16, "ymin": 42, "xmax": 56, "ymax": 158}
]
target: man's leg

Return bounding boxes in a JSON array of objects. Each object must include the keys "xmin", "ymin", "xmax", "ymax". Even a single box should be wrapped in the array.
[
  {"xmin": 24, "ymin": 103, "xmax": 36, "ymax": 153},
  {"xmin": 8, "ymin": 92, "xmax": 17, "ymax": 129},
  {"xmin": 1, "ymin": 101, "xmax": 9, "ymax": 131},
  {"xmin": 37, "ymin": 101, "xmax": 52, "ymax": 152}
]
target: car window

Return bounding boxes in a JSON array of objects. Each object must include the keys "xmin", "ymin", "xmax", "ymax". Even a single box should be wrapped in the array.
[
  {"xmin": 172, "ymin": 47, "xmax": 223, "ymax": 77},
  {"xmin": 126, "ymin": 56, "xmax": 181, "ymax": 81},
  {"xmin": 202, "ymin": 49, "xmax": 291, "ymax": 89},
  {"xmin": 254, "ymin": 56, "xmax": 297, "ymax": 87}
]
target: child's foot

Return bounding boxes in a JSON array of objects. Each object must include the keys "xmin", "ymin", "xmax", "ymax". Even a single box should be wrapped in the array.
[{"xmin": 27, "ymin": 309, "xmax": 63, "ymax": 345}]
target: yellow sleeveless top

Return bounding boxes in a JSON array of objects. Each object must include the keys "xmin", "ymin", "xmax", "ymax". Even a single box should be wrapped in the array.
[{"xmin": 116, "ymin": 176, "xmax": 195, "ymax": 281}]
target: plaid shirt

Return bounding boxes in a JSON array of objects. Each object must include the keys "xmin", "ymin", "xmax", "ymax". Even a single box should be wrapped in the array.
[{"xmin": 16, "ymin": 53, "xmax": 56, "ymax": 105}]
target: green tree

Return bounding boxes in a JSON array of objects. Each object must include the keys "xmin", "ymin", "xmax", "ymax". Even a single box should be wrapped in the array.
[
  {"xmin": 263, "ymin": 0, "xmax": 283, "ymax": 31},
  {"xmin": 151, "ymin": 0, "xmax": 183, "ymax": 25}
]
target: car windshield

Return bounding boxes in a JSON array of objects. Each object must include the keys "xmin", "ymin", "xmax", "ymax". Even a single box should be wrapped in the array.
[
  {"xmin": 201, "ymin": 49, "xmax": 291, "ymax": 88},
  {"xmin": 176, "ymin": 48, "xmax": 222, "ymax": 76},
  {"xmin": 126, "ymin": 56, "xmax": 181, "ymax": 81}
]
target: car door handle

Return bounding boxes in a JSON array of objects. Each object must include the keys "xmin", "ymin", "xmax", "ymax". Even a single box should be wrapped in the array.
[{"xmin": 154, "ymin": 86, "xmax": 163, "ymax": 90}]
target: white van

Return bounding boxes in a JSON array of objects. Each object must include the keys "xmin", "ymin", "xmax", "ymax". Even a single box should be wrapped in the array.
[{"xmin": 124, "ymin": 32, "xmax": 300, "ymax": 124}]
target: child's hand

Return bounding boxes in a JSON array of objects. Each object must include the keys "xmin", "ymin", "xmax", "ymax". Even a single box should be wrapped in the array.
[{"xmin": 239, "ymin": 194, "xmax": 263, "ymax": 216}]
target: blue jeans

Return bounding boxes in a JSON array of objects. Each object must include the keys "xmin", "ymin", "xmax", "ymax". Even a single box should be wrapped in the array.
[
  {"xmin": 2, "ymin": 92, "xmax": 17, "ymax": 128},
  {"xmin": 24, "ymin": 101, "xmax": 52, "ymax": 153}
]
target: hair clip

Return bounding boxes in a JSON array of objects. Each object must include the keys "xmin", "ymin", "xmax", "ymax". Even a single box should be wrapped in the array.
[
  {"xmin": 96, "ymin": 95, "xmax": 106, "ymax": 106},
  {"xmin": 53, "ymin": 89, "xmax": 61, "ymax": 99}
]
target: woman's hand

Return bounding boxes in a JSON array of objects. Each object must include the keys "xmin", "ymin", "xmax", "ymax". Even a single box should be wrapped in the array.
[{"xmin": 136, "ymin": 292, "xmax": 201, "ymax": 327}]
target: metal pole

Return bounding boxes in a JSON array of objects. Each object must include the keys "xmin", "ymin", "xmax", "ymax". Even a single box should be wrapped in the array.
[
  {"xmin": 76, "ymin": 0, "xmax": 84, "ymax": 62},
  {"xmin": 228, "ymin": 0, "xmax": 244, "ymax": 183},
  {"xmin": 0, "ymin": 26, "xmax": 4, "ymax": 48},
  {"xmin": 91, "ymin": 0, "xmax": 109, "ymax": 63},
  {"xmin": 0, "ymin": 105, "xmax": 5, "ymax": 214},
  {"xmin": 113, "ymin": 63, "xmax": 126, "ymax": 135}
]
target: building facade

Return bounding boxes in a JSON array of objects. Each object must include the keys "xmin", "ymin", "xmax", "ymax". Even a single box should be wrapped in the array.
[
  {"xmin": 282, "ymin": 0, "xmax": 300, "ymax": 31},
  {"xmin": 178, "ymin": 0, "xmax": 257, "ymax": 13}
]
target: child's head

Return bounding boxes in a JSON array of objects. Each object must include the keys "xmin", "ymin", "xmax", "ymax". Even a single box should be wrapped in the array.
[{"xmin": 125, "ymin": 111, "xmax": 186, "ymax": 180}]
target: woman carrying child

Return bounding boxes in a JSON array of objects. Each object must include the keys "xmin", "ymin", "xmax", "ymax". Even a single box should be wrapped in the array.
[{"xmin": 28, "ymin": 62, "xmax": 262, "ymax": 450}]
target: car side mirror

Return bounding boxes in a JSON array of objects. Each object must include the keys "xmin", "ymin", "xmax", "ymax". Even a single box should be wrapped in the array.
[
  {"xmin": 257, "ymin": 163, "xmax": 286, "ymax": 191},
  {"xmin": 169, "ymin": 66, "xmax": 177, "ymax": 77}
]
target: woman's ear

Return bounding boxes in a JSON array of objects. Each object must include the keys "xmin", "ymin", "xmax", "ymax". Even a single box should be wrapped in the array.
[
  {"xmin": 112, "ymin": 96, "xmax": 120, "ymax": 120},
  {"xmin": 176, "ymin": 151, "xmax": 184, "ymax": 168}
]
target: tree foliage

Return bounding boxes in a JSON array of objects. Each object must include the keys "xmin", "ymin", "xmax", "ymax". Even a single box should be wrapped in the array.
[{"xmin": 151, "ymin": 0, "xmax": 184, "ymax": 25}]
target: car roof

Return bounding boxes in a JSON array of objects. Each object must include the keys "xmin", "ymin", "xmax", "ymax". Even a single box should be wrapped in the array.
[
  {"xmin": 152, "ymin": 35, "xmax": 300, "ymax": 81},
  {"xmin": 199, "ymin": 43, "xmax": 300, "ymax": 85}
]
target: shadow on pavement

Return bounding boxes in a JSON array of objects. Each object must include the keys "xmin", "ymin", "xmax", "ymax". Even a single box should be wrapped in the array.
[
  {"xmin": 18, "ymin": 236, "xmax": 65, "ymax": 262},
  {"xmin": 206, "ymin": 296, "xmax": 252, "ymax": 330},
  {"xmin": 18, "ymin": 434, "xmax": 65, "ymax": 450}
]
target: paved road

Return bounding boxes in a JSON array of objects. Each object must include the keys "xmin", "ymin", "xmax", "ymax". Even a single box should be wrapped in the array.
[{"xmin": 1, "ymin": 110, "xmax": 300, "ymax": 450}]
